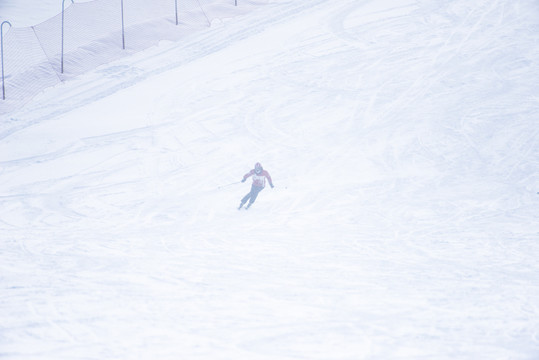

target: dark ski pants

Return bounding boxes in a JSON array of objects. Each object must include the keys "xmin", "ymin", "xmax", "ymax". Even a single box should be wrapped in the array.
[{"xmin": 241, "ymin": 185, "xmax": 264, "ymax": 206}]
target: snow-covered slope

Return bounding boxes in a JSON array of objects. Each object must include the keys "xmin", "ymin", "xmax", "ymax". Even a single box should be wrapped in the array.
[{"xmin": 1, "ymin": 0, "xmax": 538, "ymax": 359}]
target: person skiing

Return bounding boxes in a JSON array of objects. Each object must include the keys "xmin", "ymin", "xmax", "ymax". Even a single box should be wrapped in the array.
[{"xmin": 238, "ymin": 162, "xmax": 274, "ymax": 210}]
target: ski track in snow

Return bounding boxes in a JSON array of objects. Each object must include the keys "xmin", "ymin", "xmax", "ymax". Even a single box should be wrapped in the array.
[{"xmin": 1, "ymin": 0, "xmax": 539, "ymax": 359}]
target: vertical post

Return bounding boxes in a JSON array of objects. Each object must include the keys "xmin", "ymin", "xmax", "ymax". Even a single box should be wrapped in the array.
[
  {"xmin": 175, "ymin": 0, "xmax": 179, "ymax": 25},
  {"xmin": 235, "ymin": 0, "xmax": 237, "ymax": 6},
  {"xmin": 121, "ymin": 0, "xmax": 125, "ymax": 49},
  {"xmin": 1, "ymin": 21, "xmax": 12, "ymax": 100},
  {"xmin": 61, "ymin": 0, "xmax": 74, "ymax": 74}
]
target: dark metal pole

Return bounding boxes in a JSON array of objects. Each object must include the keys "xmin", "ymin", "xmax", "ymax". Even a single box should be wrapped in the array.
[
  {"xmin": 175, "ymin": 0, "xmax": 179, "ymax": 25},
  {"xmin": 1, "ymin": 21, "xmax": 12, "ymax": 100},
  {"xmin": 121, "ymin": 0, "xmax": 125, "ymax": 49}
]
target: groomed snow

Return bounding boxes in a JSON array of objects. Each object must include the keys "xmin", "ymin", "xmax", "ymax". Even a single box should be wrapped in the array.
[{"xmin": 1, "ymin": 0, "xmax": 539, "ymax": 359}]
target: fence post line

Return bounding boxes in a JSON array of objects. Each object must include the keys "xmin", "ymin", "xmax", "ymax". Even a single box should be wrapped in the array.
[
  {"xmin": 121, "ymin": 0, "xmax": 125, "ymax": 49},
  {"xmin": 1, "ymin": 21, "xmax": 12, "ymax": 100},
  {"xmin": 61, "ymin": 0, "xmax": 74, "ymax": 74},
  {"xmin": 175, "ymin": 0, "xmax": 179, "ymax": 25}
]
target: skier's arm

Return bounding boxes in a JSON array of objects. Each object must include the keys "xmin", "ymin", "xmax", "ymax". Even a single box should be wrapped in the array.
[
  {"xmin": 242, "ymin": 170, "xmax": 254, "ymax": 182},
  {"xmin": 265, "ymin": 171, "xmax": 274, "ymax": 188}
]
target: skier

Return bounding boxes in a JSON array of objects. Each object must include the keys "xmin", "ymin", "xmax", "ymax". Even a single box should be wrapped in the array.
[{"xmin": 238, "ymin": 162, "xmax": 274, "ymax": 210}]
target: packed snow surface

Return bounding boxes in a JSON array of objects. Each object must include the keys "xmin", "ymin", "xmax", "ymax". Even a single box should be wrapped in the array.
[{"xmin": 1, "ymin": 0, "xmax": 539, "ymax": 359}]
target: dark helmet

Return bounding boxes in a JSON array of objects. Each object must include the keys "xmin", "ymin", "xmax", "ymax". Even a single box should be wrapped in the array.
[{"xmin": 254, "ymin": 162, "xmax": 263, "ymax": 174}]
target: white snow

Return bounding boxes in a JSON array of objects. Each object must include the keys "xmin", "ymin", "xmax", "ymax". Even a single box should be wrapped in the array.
[{"xmin": 1, "ymin": 0, "xmax": 539, "ymax": 359}]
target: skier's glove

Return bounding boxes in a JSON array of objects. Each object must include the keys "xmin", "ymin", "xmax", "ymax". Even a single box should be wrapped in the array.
[{"xmin": 241, "ymin": 178, "xmax": 246, "ymax": 183}]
